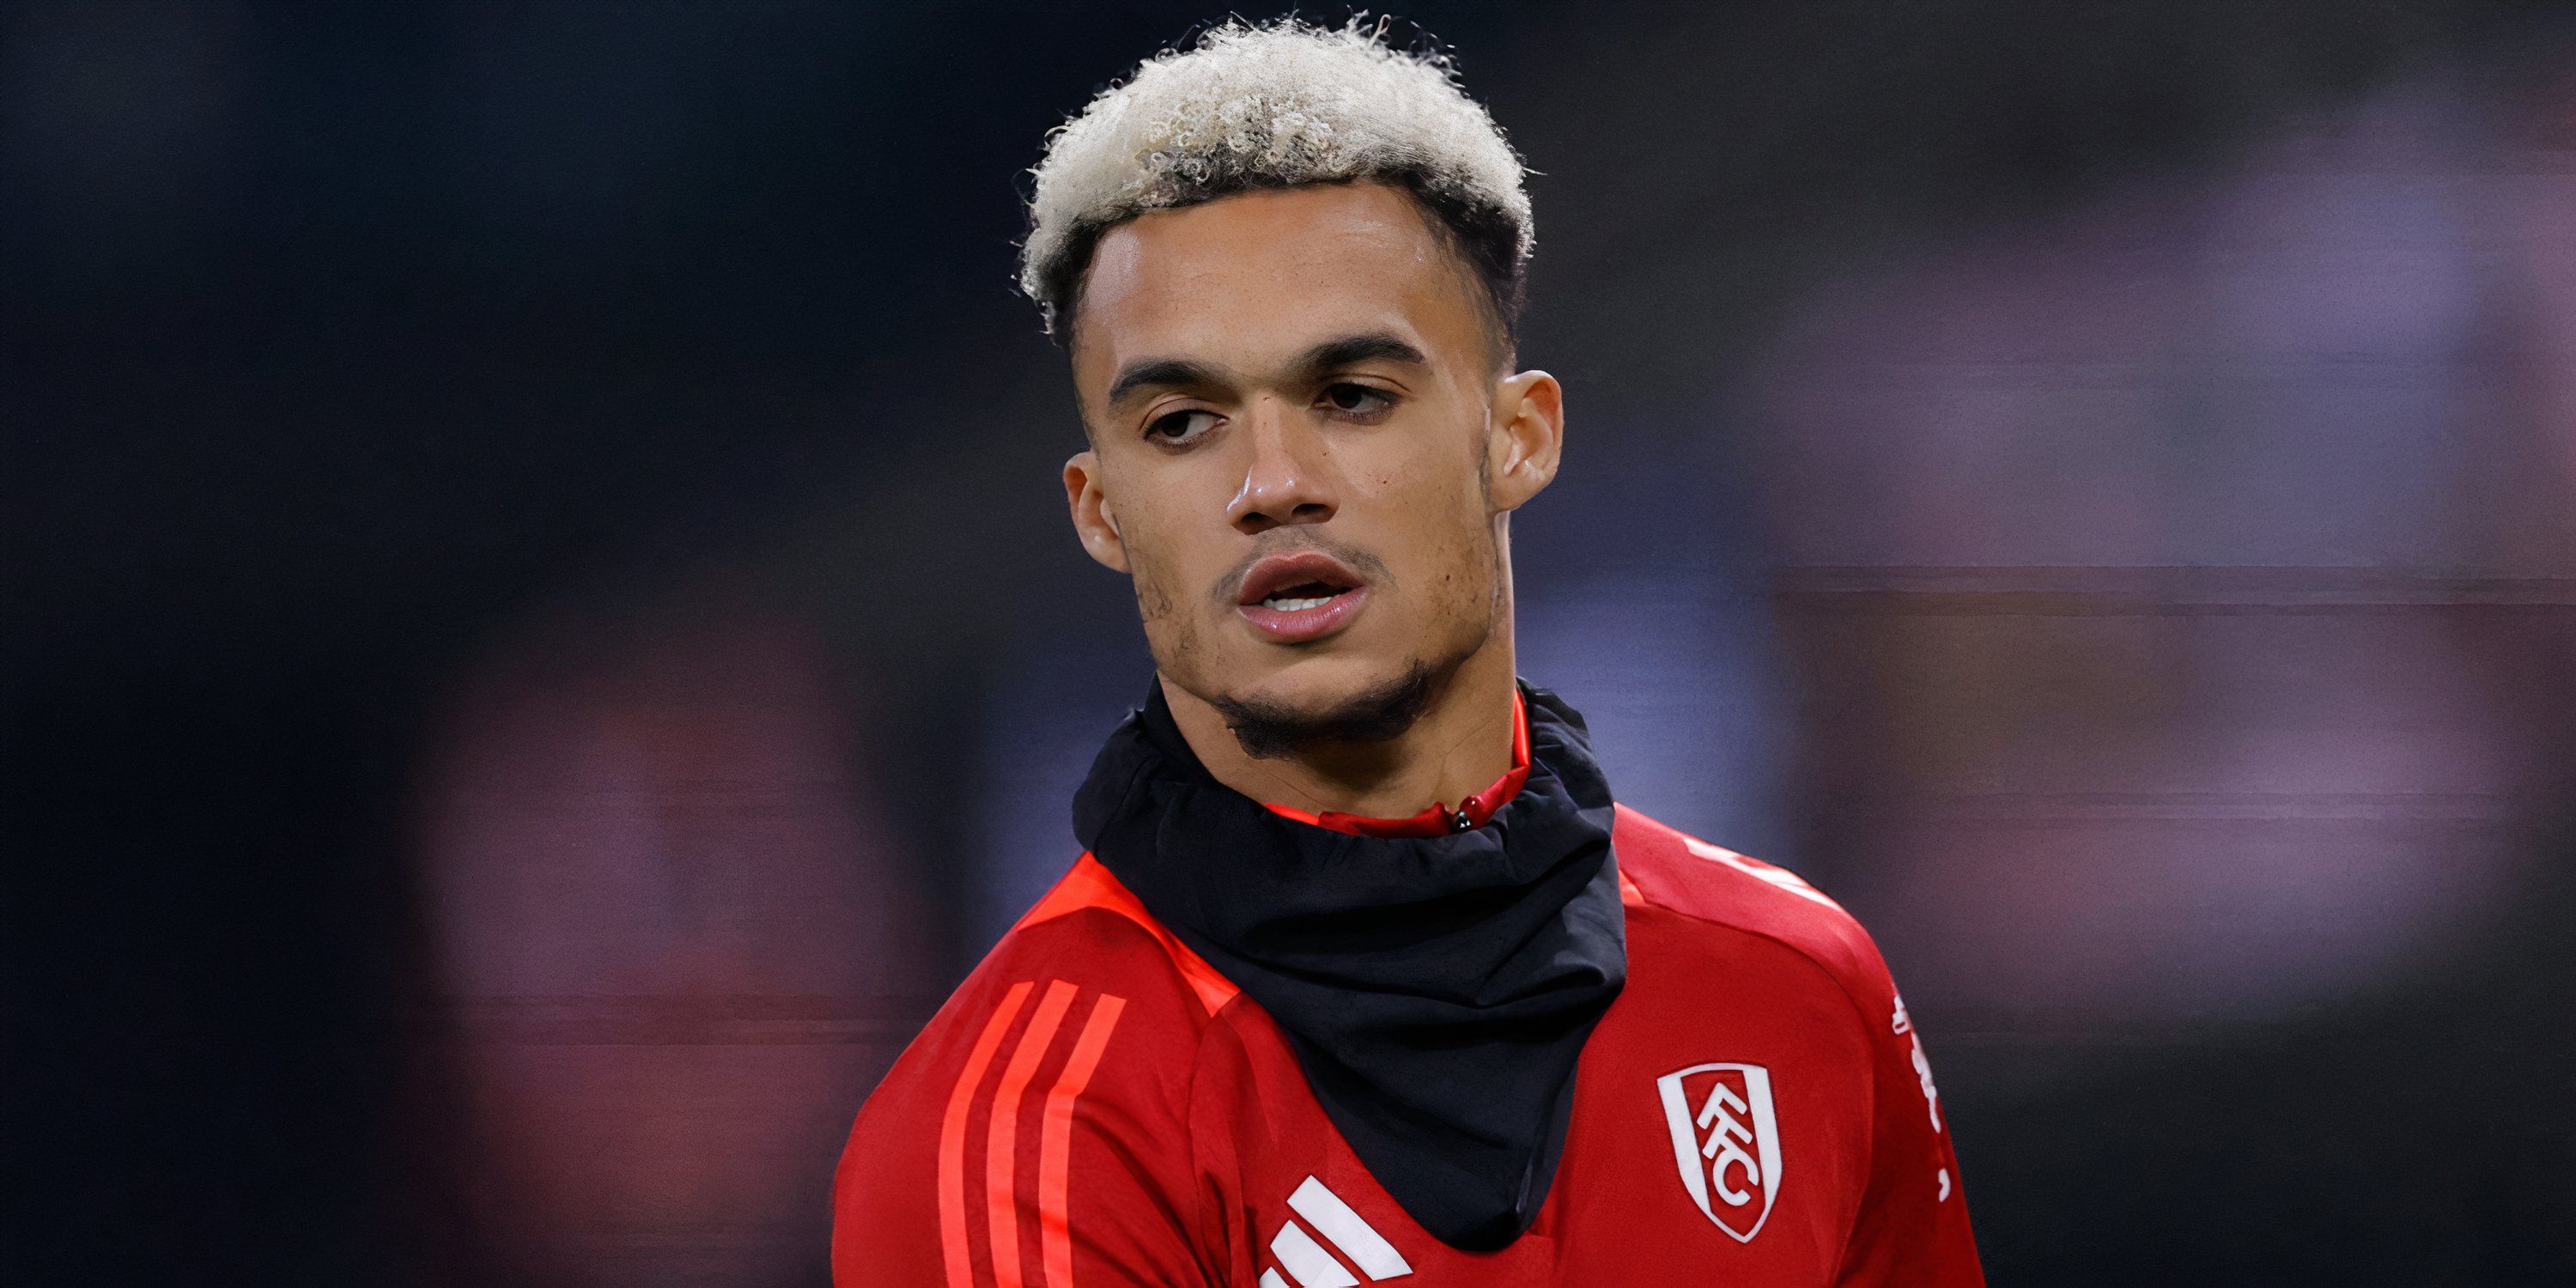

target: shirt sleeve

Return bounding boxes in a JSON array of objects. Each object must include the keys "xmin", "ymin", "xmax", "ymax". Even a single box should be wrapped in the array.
[
  {"xmin": 1831, "ymin": 963, "xmax": 1986, "ymax": 1287},
  {"xmin": 832, "ymin": 966, "xmax": 1221, "ymax": 1288}
]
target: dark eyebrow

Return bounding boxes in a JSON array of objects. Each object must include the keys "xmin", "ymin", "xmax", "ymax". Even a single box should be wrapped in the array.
[
  {"xmin": 1293, "ymin": 332, "xmax": 1429, "ymax": 379},
  {"xmin": 1104, "ymin": 332, "xmax": 1430, "ymax": 410},
  {"xmin": 1106, "ymin": 358, "xmax": 1226, "ymax": 409}
]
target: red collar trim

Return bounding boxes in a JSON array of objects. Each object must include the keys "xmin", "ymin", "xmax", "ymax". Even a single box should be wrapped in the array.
[{"xmin": 1261, "ymin": 689, "xmax": 1532, "ymax": 838}]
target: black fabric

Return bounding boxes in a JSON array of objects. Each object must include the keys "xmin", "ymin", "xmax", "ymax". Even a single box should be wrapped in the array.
[{"xmin": 1072, "ymin": 679, "xmax": 1627, "ymax": 1250}]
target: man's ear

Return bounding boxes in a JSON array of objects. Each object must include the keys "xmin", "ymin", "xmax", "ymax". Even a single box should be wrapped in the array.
[
  {"xmin": 1485, "ymin": 369, "xmax": 1565, "ymax": 513},
  {"xmin": 1063, "ymin": 449, "xmax": 1131, "ymax": 573}
]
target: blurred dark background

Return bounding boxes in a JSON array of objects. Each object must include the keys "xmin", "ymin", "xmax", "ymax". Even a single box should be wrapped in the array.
[{"xmin": 7, "ymin": 2, "xmax": 2573, "ymax": 1283}]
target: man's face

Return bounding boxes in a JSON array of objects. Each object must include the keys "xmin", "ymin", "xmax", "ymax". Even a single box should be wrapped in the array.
[{"xmin": 1060, "ymin": 180, "xmax": 1560, "ymax": 740}]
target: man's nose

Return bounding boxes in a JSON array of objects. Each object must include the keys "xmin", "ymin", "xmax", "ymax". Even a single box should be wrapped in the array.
[{"xmin": 1227, "ymin": 397, "xmax": 1336, "ymax": 535}]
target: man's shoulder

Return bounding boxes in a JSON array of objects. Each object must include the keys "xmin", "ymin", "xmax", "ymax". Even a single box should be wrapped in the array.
[
  {"xmin": 850, "ymin": 854, "xmax": 1236, "ymax": 1132},
  {"xmin": 832, "ymin": 857, "xmax": 1234, "ymax": 1283},
  {"xmin": 992, "ymin": 851, "xmax": 1243, "ymax": 1019},
  {"xmin": 1610, "ymin": 804, "xmax": 1898, "ymax": 1011}
]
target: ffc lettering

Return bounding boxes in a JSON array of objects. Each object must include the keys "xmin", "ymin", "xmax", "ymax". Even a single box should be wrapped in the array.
[{"xmin": 1698, "ymin": 1080, "xmax": 1763, "ymax": 1206}]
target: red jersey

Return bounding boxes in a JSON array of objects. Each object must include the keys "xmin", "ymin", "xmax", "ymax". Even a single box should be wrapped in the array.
[{"xmin": 832, "ymin": 805, "xmax": 1984, "ymax": 1285}]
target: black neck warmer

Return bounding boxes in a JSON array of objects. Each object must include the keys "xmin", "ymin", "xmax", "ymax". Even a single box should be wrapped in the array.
[{"xmin": 1071, "ymin": 679, "xmax": 1627, "ymax": 1250}]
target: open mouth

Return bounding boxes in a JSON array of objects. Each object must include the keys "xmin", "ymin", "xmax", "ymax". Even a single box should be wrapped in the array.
[
  {"xmin": 1254, "ymin": 580, "xmax": 1351, "ymax": 612},
  {"xmin": 1234, "ymin": 550, "xmax": 1372, "ymax": 644}
]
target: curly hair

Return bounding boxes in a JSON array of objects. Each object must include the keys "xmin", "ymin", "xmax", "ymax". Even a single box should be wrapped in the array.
[{"xmin": 1018, "ymin": 16, "xmax": 1534, "ymax": 347}]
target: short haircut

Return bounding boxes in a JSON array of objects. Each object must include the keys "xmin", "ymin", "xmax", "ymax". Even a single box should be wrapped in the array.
[{"xmin": 1018, "ymin": 17, "xmax": 1534, "ymax": 351}]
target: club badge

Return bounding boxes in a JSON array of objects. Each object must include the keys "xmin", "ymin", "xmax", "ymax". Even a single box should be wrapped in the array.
[{"xmin": 1655, "ymin": 1062, "xmax": 1782, "ymax": 1242}]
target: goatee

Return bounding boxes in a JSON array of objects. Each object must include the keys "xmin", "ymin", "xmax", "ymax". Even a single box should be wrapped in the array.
[{"xmin": 1211, "ymin": 659, "xmax": 1444, "ymax": 760}]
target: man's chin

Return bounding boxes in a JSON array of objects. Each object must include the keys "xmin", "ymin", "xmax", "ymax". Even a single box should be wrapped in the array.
[{"xmin": 1206, "ymin": 658, "xmax": 1441, "ymax": 761}]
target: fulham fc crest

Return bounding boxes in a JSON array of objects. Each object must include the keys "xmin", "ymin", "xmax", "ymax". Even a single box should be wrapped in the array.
[{"xmin": 1655, "ymin": 1062, "xmax": 1782, "ymax": 1242}]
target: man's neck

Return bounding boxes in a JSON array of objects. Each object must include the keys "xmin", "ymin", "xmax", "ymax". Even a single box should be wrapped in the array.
[{"xmin": 1160, "ymin": 643, "xmax": 1520, "ymax": 820}]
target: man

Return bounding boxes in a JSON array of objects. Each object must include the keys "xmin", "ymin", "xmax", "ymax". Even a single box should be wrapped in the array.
[{"xmin": 834, "ymin": 18, "xmax": 1983, "ymax": 1285}]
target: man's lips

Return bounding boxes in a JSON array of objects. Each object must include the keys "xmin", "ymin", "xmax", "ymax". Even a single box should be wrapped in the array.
[
  {"xmin": 1236, "ymin": 550, "xmax": 1364, "ymax": 605},
  {"xmin": 1234, "ymin": 550, "xmax": 1370, "ymax": 645}
]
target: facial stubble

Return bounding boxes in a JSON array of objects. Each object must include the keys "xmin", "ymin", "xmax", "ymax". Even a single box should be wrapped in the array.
[
  {"xmin": 1210, "ymin": 655, "xmax": 1446, "ymax": 760},
  {"xmin": 1207, "ymin": 445, "xmax": 1505, "ymax": 762},
  {"xmin": 1120, "ymin": 384, "xmax": 1510, "ymax": 762}
]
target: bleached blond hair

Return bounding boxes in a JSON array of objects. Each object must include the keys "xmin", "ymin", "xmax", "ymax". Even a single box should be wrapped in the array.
[{"xmin": 1018, "ymin": 16, "xmax": 1534, "ymax": 343}]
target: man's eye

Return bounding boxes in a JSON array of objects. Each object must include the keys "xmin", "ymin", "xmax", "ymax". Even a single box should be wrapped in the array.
[
  {"xmin": 1145, "ymin": 409, "xmax": 1220, "ymax": 443},
  {"xmin": 1322, "ymin": 383, "xmax": 1394, "ymax": 416}
]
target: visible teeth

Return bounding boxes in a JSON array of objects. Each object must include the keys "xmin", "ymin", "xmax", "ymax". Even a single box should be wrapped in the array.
[{"xmin": 1262, "ymin": 595, "xmax": 1334, "ymax": 611}]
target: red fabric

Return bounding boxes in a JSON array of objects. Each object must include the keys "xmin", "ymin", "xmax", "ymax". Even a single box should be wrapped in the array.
[
  {"xmin": 833, "ymin": 805, "xmax": 1987, "ymax": 1287},
  {"xmin": 1260, "ymin": 690, "xmax": 1534, "ymax": 837}
]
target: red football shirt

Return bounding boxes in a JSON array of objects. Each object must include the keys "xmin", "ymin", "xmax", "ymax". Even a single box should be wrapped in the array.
[{"xmin": 831, "ymin": 792, "xmax": 1985, "ymax": 1285}]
